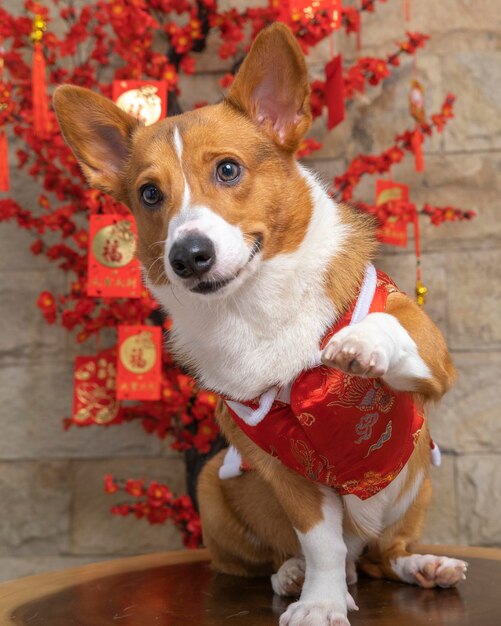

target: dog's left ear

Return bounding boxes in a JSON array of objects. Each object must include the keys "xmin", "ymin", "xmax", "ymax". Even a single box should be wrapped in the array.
[
  {"xmin": 226, "ymin": 23, "xmax": 311, "ymax": 152},
  {"xmin": 53, "ymin": 85, "xmax": 139, "ymax": 200}
]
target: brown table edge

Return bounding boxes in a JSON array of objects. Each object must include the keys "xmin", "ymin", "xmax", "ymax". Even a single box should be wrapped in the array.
[
  {"xmin": 0, "ymin": 545, "xmax": 499, "ymax": 620},
  {"xmin": 0, "ymin": 548, "xmax": 210, "ymax": 619},
  {"xmin": 416, "ymin": 544, "xmax": 501, "ymax": 562}
]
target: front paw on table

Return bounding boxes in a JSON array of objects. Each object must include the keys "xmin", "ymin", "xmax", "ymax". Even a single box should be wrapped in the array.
[{"xmin": 279, "ymin": 601, "xmax": 350, "ymax": 626}]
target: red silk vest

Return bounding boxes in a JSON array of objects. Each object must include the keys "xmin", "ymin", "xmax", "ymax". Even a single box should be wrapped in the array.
[{"xmin": 224, "ymin": 270, "xmax": 424, "ymax": 500}]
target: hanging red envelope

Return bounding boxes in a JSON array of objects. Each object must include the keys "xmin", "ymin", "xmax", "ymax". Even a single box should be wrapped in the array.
[
  {"xmin": 112, "ymin": 80, "xmax": 167, "ymax": 126},
  {"xmin": 87, "ymin": 214, "xmax": 142, "ymax": 298},
  {"xmin": 325, "ymin": 55, "xmax": 345, "ymax": 130},
  {"xmin": 72, "ymin": 348, "xmax": 123, "ymax": 426},
  {"xmin": 116, "ymin": 325, "xmax": 162, "ymax": 401},
  {"xmin": 375, "ymin": 179, "xmax": 409, "ymax": 247},
  {"xmin": 270, "ymin": 0, "xmax": 341, "ymax": 29}
]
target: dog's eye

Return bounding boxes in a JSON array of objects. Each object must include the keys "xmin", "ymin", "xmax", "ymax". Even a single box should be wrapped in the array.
[
  {"xmin": 140, "ymin": 184, "xmax": 163, "ymax": 207},
  {"xmin": 216, "ymin": 161, "xmax": 241, "ymax": 184}
]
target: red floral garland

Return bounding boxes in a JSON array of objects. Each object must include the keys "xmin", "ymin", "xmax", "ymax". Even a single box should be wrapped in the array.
[
  {"xmin": 0, "ymin": 0, "xmax": 473, "ymax": 546},
  {"xmin": 104, "ymin": 475, "xmax": 202, "ymax": 548}
]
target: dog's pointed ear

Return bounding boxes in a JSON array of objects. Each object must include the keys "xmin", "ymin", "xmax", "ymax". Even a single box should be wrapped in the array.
[
  {"xmin": 53, "ymin": 85, "xmax": 139, "ymax": 199},
  {"xmin": 226, "ymin": 23, "xmax": 311, "ymax": 152}
]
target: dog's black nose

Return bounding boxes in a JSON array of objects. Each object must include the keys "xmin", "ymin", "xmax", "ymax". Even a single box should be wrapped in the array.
[{"xmin": 169, "ymin": 234, "xmax": 216, "ymax": 279}]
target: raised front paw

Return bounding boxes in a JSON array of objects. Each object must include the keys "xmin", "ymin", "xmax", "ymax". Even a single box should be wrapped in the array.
[
  {"xmin": 279, "ymin": 601, "xmax": 350, "ymax": 626},
  {"xmin": 321, "ymin": 324, "xmax": 390, "ymax": 378}
]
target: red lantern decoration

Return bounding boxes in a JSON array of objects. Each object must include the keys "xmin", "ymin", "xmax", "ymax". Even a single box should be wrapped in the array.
[{"xmin": 31, "ymin": 15, "xmax": 51, "ymax": 138}]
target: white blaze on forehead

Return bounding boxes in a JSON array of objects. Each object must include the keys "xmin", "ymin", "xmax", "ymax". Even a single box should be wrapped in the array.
[
  {"xmin": 172, "ymin": 125, "xmax": 191, "ymax": 211},
  {"xmin": 173, "ymin": 126, "xmax": 183, "ymax": 160}
]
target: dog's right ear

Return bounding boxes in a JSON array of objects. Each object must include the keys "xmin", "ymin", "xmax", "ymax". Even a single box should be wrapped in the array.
[
  {"xmin": 53, "ymin": 85, "xmax": 139, "ymax": 199},
  {"xmin": 226, "ymin": 23, "xmax": 311, "ymax": 153}
]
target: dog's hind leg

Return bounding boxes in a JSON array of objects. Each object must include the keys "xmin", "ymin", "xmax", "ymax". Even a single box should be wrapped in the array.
[
  {"xmin": 359, "ymin": 476, "xmax": 467, "ymax": 588},
  {"xmin": 197, "ymin": 449, "xmax": 299, "ymax": 577}
]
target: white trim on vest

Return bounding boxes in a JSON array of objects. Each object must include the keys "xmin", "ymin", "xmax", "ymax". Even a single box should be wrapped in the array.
[
  {"xmin": 227, "ymin": 263, "xmax": 377, "ymax": 428},
  {"xmin": 218, "ymin": 445, "xmax": 245, "ymax": 480},
  {"xmin": 226, "ymin": 385, "xmax": 278, "ymax": 428},
  {"xmin": 350, "ymin": 263, "xmax": 377, "ymax": 325}
]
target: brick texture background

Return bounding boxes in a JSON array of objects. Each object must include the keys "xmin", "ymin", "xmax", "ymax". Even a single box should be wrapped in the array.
[{"xmin": 0, "ymin": 0, "xmax": 499, "ymax": 582}]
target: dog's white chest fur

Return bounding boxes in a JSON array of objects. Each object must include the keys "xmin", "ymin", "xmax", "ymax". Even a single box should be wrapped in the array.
[{"xmin": 148, "ymin": 170, "xmax": 349, "ymax": 400}]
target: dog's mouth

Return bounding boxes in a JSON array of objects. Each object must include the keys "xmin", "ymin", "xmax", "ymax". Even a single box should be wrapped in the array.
[{"xmin": 190, "ymin": 235, "xmax": 263, "ymax": 295}]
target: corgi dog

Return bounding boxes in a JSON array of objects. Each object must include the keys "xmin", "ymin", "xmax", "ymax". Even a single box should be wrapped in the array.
[{"xmin": 54, "ymin": 23, "xmax": 467, "ymax": 626}]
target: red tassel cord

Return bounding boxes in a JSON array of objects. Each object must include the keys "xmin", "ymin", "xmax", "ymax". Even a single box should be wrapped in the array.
[
  {"xmin": 325, "ymin": 54, "xmax": 345, "ymax": 130},
  {"xmin": 0, "ymin": 54, "xmax": 10, "ymax": 190},
  {"xmin": 413, "ymin": 212, "xmax": 427, "ymax": 306},
  {"xmin": 404, "ymin": 0, "xmax": 411, "ymax": 22},
  {"xmin": 411, "ymin": 128, "xmax": 424, "ymax": 172},
  {"xmin": 32, "ymin": 42, "xmax": 51, "ymax": 138},
  {"xmin": 0, "ymin": 129, "xmax": 8, "ymax": 191}
]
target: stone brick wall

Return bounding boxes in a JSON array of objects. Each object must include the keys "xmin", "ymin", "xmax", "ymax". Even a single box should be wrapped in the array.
[{"xmin": 0, "ymin": 0, "xmax": 499, "ymax": 582}]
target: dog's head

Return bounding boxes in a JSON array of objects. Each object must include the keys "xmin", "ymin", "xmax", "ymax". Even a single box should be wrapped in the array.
[{"xmin": 54, "ymin": 23, "xmax": 314, "ymax": 298}]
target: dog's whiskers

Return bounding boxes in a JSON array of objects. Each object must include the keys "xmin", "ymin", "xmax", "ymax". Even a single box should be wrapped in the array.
[
  {"xmin": 145, "ymin": 254, "xmax": 167, "ymax": 284},
  {"xmin": 148, "ymin": 238, "xmax": 167, "ymax": 250}
]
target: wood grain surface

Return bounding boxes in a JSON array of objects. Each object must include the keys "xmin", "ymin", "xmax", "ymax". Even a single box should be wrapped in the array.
[{"xmin": 1, "ymin": 546, "xmax": 500, "ymax": 625}]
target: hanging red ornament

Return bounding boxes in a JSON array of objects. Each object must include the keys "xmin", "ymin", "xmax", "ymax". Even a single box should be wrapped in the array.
[
  {"xmin": 375, "ymin": 179, "xmax": 409, "ymax": 247},
  {"xmin": 271, "ymin": 0, "xmax": 342, "ymax": 29},
  {"xmin": 411, "ymin": 128, "xmax": 424, "ymax": 172},
  {"xmin": 31, "ymin": 15, "xmax": 51, "ymax": 139},
  {"xmin": 87, "ymin": 214, "xmax": 142, "ymax": 298},
  {"xmin": 409, "ymin": 79, "xmax": 425, "ymax": 172},
  {"xmin": 72, "ymin": 348, "xmax": 123, "ymax": 426},
  {"xmin": 409, "ymin": 79, "xmax": 426, "ymax": 125},
  {"xmin": 112, "ymin": 80, "xmax": 168, "ymax": 126},
  {"xmin": 325, "ymin": 54, "xmax": 345, "ymax": 129},
  {"xmin": 116, "ymin": 325, "xmax": 162, "ymax": 401},
  {"xmin": 413, "ymin": 212, "xmax": 427, "ymax": 306}
]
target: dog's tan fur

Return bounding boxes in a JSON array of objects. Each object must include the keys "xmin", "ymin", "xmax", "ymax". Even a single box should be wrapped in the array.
[{"xmin": 54, "ymin": 23, "xmax": 463, "ymax": 622}]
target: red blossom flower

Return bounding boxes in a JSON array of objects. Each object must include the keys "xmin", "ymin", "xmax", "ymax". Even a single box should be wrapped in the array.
[
  {"xmin": 146, "ymin": 481, "xmax": 173, "ymax": 507},
  {"xmin": 104, "ymin": 474, "xmax": 119, "ymax": 494},
  {"xmin": 72, "ymin": 230, "xmax": 88, "ymax": 250},
  {"xmin": 219, "ymin": 73, "xmax": 234, "ymax": 89},
  {"xmin": 30, "ymin": 239, "xmax": 43, "ymax": 255},
  {"xmin": 125, "ymin": 478, "xmax": 144, "ymax": 497},
  {"xmin": 37, "ymin": 291, "xmax": 57, "ymax": 324},
  {"xmin": 296, "ymin": 138, "xmax": 323, "ymax": 159},
  {"xmin": 180, "ymin": 55, "xmax": 196, "ymax": 75},
  {"xmin": 110, "ymin": 504, "xmax": 130, "ymax": 516}
]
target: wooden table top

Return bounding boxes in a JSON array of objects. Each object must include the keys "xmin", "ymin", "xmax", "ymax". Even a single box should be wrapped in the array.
[{"xmin": 0, "ymin": 545, "xmax": 500, "ymax": 625}]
